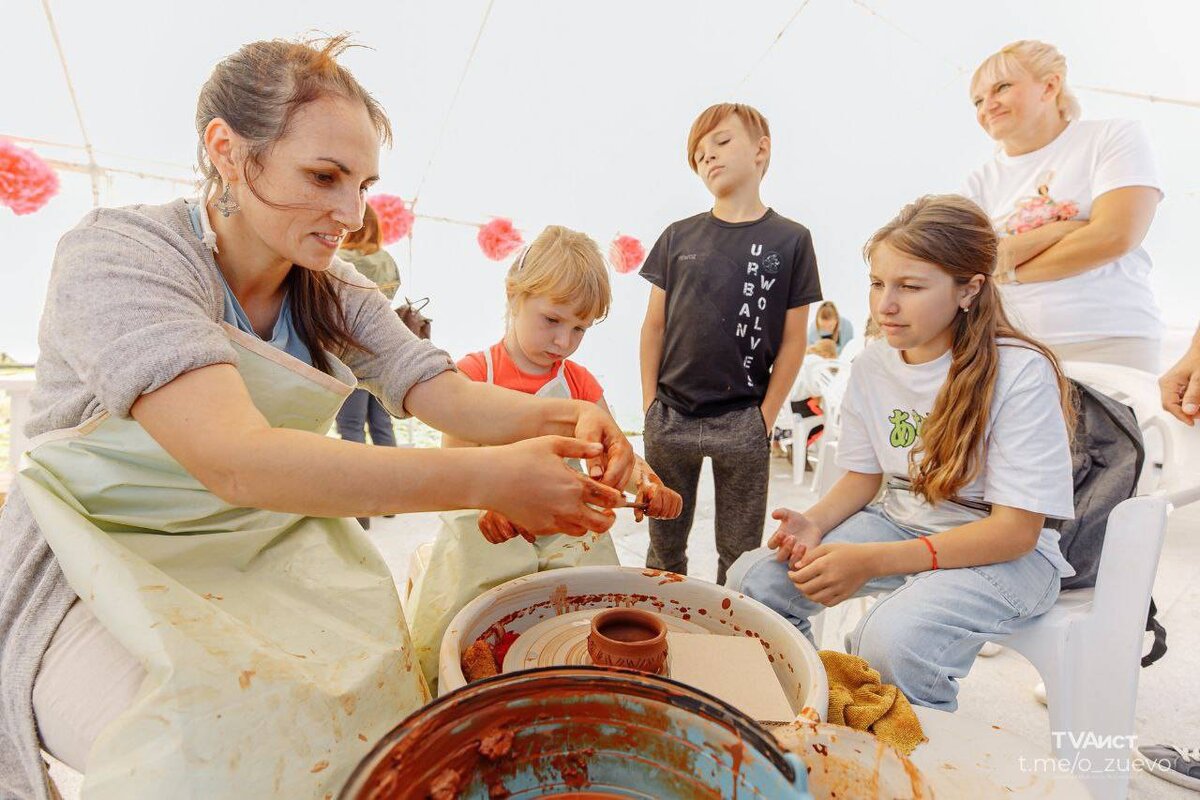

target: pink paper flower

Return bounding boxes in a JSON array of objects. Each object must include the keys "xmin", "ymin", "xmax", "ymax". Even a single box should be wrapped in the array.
[
  {"xmin": 0, "ymin": 140, "xmax": 59, "ymax": 215},
  {"xmin": 477, "ymin": 218, "xmax": 524, "ymax": 261},
  {"xmin": 609, "ymin": 234, "xmax": 645, "ymax": 274},
  {"xmin": 367, "ymin": 194, "xmax": 414, "ymax": 244}
]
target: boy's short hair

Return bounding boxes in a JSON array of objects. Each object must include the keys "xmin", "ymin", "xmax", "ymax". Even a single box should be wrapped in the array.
[
  {"xmin": 686, "ymin": 103, "xmax": 771, "ymax": 176},
  {"xmin": 505, "ymin": 225, "xmax": 612, "ymax": 323}
]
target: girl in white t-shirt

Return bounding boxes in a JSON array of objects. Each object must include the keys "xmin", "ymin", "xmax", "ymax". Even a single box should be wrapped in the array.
[
  {"xmin": 964, "ymin": 40, "xmax": 1163, "ymax": 370},
  {"xmin": 727, "ymin": 195, "xmax": 1076, "ymax": 711}
]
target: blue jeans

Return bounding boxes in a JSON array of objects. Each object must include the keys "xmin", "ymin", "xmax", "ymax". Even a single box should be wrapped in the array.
[
  {"xmin": 335, "ymin": 389, "xmax": 397, "ymax": 446},
  {"xmin": 726, "ymin": 506, "xmax": 1060, "ymax": 711}
]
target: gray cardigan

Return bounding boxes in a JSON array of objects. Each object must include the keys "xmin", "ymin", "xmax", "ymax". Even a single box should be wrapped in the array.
[{"xmin": 0, "ymin": 199, "xmax": 454, "ymax": 799}]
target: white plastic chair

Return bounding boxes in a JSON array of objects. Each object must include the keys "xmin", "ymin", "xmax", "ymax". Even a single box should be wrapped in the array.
[{"xmin": 785, "ymin": 360, "xmax": 844, "ymax": 484}]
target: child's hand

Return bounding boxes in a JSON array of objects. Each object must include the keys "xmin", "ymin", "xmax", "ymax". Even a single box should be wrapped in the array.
[
  {"xmin": 634, "ymin": 468, "xmax": 683, "ymax": 522},
  {"xmin": 787, "ymin": 542, "xmax": 877, "ymax": 607},
  {"xmin": 478, "ymin": 510, "xmax": 536, "ymax": 544},
  {"xmin": 766, "ymin": 508, "xmax": 823, "ymax": 566}
]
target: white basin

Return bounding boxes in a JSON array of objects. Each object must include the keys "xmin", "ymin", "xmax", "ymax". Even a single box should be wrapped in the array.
[{"xmin": 439, "ymin": 565, "xmax": 829, "ymax": 721}]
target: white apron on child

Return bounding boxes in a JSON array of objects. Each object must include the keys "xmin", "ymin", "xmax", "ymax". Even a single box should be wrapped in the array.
[
  {"xmin": 17, "ymin": 324, "xmax": 430, "ymax": 800},
  {"xmin": 406, "ymin": 349, "xmax": 620, "ymax": 688}
]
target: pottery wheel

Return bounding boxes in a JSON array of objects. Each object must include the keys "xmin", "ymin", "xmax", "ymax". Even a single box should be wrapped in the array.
[{"xmin": 501, "ymin": 608, "xmax": 708, "ymax": 673}]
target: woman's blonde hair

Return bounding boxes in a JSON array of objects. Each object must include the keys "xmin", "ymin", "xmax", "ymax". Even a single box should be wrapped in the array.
[
  {"xmin": 865, "ymin": 195, "xmax": 1075, "ymax": 505},
  {"xmin": 505, "ymin": 226, "xmax": 611, "ymax": 324},
  {"xmin": 972, "ymin": 40, "xmax": 1081, "ymax": 122}
]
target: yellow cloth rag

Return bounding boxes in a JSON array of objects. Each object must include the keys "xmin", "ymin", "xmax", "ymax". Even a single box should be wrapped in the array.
[{"xmin": 819, "ymin": 650, "xmax": 926, "ymax": 755}]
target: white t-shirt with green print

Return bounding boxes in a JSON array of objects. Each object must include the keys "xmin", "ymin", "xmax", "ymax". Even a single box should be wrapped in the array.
[{"xmin": 836, "ymin": 338, "xmax": 1076, "ymax": 575}]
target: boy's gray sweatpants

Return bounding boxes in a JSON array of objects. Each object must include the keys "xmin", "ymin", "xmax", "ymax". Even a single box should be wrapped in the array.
[{"xmin": 643, "ymin": 400, "xmax": 770, "ymax": 584}]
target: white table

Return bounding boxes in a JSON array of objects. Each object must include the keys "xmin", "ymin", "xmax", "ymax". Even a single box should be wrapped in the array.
[
  {"xmin": 0, "ymin": 373, "xmax": 36, "ymax": 496},
  {"xmin": 912, "ymin": 706, "xmax": 1092, "ymax": 799}
]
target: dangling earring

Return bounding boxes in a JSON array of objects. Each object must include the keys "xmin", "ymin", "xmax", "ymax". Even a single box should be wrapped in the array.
[{"xmin": 215, "ymin": 181, "xmax": 241, "ymax": 217}]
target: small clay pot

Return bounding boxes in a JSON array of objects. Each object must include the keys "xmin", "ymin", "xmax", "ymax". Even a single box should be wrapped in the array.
[{"xmin": 587, "ymin": 608, "xmax": 668, "ymax": 675}]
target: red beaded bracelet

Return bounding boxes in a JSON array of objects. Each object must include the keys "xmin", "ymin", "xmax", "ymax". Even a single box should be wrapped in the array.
[{"xmin": 919, "ymin": 535, "xmax": 939, "ymax": 570}]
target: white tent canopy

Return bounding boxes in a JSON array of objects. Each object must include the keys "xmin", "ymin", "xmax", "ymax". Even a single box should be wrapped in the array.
[{"xmin": 3, "ymin": 0, "xmax": 1198, "ymax": 423}]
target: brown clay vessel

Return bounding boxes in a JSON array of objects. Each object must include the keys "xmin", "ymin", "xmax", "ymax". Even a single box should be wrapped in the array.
[{"xmin": 587, "ymin": 608, "xmax": 668, "ymax": 674}]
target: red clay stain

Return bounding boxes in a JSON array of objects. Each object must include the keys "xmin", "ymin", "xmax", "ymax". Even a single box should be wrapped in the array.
[
  {"xmin": 723, "ymin": 735, "xmax": 745, "ymax": 800},
  {"xmin": 812, "ymin": 743, "xmax": 828, "ymax": 756},
  {"xmin": 721, "ymin": 598, "xmax": 732, "ymax": 610},
  {"xmin": 238, "ymin": 670, "xmax": 255, "ymax": 690},
  {"xmin": 310, "ymin": 760, "xmax": 329, "ymax": 773}
]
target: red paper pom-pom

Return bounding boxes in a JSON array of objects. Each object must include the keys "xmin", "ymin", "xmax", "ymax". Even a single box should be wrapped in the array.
[
  {"xmin": 0, "ymin": 140, "xmax": 60, "ymax": 216},
  {"xmin": 609, "ymin": 234, "xmax": 645, "ymax": 274},
  {"xmin": 477, "ymin": 218, "xmax": 524, "ymax": 261},
  {"xmin": 367, "ymin": 194, "xmax": 414, "ymax": 244}
]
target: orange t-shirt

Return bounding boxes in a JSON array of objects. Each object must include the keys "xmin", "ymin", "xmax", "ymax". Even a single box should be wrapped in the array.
[{"xmin": 457, "ymin": 341, "xmax": 604, "ymax": 402}]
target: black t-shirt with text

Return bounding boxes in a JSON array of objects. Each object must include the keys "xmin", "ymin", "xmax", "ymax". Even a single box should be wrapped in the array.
[{"xmin": 640, "ymin": 209, "xmax": 822, "ymax": 417}]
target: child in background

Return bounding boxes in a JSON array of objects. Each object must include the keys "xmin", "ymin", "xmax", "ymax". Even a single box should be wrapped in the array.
[
  {"xmin": 728, "ymin": 195, "xmax": 1075, "ymax": 711},
  {"xmin": 808, "ymin": 300, "xmax": 855, "ymax": 354},
  {"xmin": 776, "ymin": 338, "xmax": 841, "ymax": 455},
  {"xmin": 334, "ymin": 203, "xmax": 403, "ymax": 529},
  {"xmin": 640, "ymin": 103, "xmax": 823, "ymax": 584},
  {"xmin": 408, "ymin": 226, "xmax": 682, "ymax": 686}
]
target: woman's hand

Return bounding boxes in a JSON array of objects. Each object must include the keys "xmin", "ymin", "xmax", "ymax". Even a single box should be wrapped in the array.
[
  {"xmin": 633, "ymin": 467, "xmax": 683, "ymax": 522},
  {"xmin": 766, "ymin": 508, "xmax": 824, "ymax": 566},
  {"xmin": 1159, "ymin": 335, "xmax": 1200, "ymax": 425},
  {"xmin": 486, "ymin": 436, "xmax": 623, "ymax": 536},
  {"xmin": 787, "ymin": 542, "xmax": 878, "ymax": 607},
  {"xmin": 477, "ymin": 510, "xmax": 535, "ymax": 544},
  {"xmin": 574, "ymin": 402, "xmax": 636, "ymax": 490}
]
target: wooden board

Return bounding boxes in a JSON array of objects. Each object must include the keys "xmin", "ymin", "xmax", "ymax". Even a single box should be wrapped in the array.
[{"xmin": 666, "ymin": 632, "xmax": 795, "ymax": 723}]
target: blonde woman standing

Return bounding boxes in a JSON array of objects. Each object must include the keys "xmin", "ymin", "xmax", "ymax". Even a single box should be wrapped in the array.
[{"xmin": 964, "ymin": 40, "xmax": 1164, "ymax": 370}]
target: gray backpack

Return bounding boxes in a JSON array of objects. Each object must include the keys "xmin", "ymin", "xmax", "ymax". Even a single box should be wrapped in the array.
[{"xmin": 1050, "ymin": 379, "xmax": 1166, "ymax": 666}]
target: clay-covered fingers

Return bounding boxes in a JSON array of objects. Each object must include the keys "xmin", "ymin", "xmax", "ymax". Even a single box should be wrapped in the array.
[
  {"xmin": 635, "ymin": 481, "xmax": 682, "ymax": 522},
  {"xmin": 478, "ymin": 511, "xmax": 524, "ymax": 544},
  {"xmin": 580, "ymin": 475, "xmax": 624, "ymax": 510}
]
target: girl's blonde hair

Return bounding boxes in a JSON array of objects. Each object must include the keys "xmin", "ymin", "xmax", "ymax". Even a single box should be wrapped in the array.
[
  {"xmin": 505, "ymin": 226, "xmax": 611, "ymax": 323},
  {"xmin": 865, "ymin": 195, "xmax": 1075, "ymax": 505},
  {"xmin": 972, "ymin": 40, "xmax": 1081, "ymax": 122}
]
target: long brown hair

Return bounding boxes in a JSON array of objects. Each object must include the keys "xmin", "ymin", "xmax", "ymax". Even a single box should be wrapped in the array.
[
  {"xmin": 342, "ymin": 202, "xmax": 382, "ymax": 255},
  {"xmin": 195, "ymin": 35, "xmax": 391, "ymax": 373},
  {"xmin": 865, "ymin": 195, "xmax": 1075, "ymax": 504}
]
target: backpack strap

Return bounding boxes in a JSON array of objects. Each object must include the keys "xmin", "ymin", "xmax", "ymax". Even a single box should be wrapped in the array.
[{"xmin": 1142, "ymin": 597, "xmax": 1168, "ymax": 667}]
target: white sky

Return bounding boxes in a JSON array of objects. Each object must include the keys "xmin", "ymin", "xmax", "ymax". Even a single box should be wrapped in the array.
[{"xmin": 3, "ymin": 1, "xmax": 1198, "ymax": 425}]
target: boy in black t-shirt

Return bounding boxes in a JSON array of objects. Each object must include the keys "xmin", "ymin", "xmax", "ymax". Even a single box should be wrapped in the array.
[{"xmin": 639, "ymin": 103, "xmax": 823, "ymax": 584}]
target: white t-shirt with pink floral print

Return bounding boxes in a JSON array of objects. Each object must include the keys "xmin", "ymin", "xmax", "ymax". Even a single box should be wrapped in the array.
[{"xmin": 964, "ymin": 119, "xmax": 1163, "ymax": 345}]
